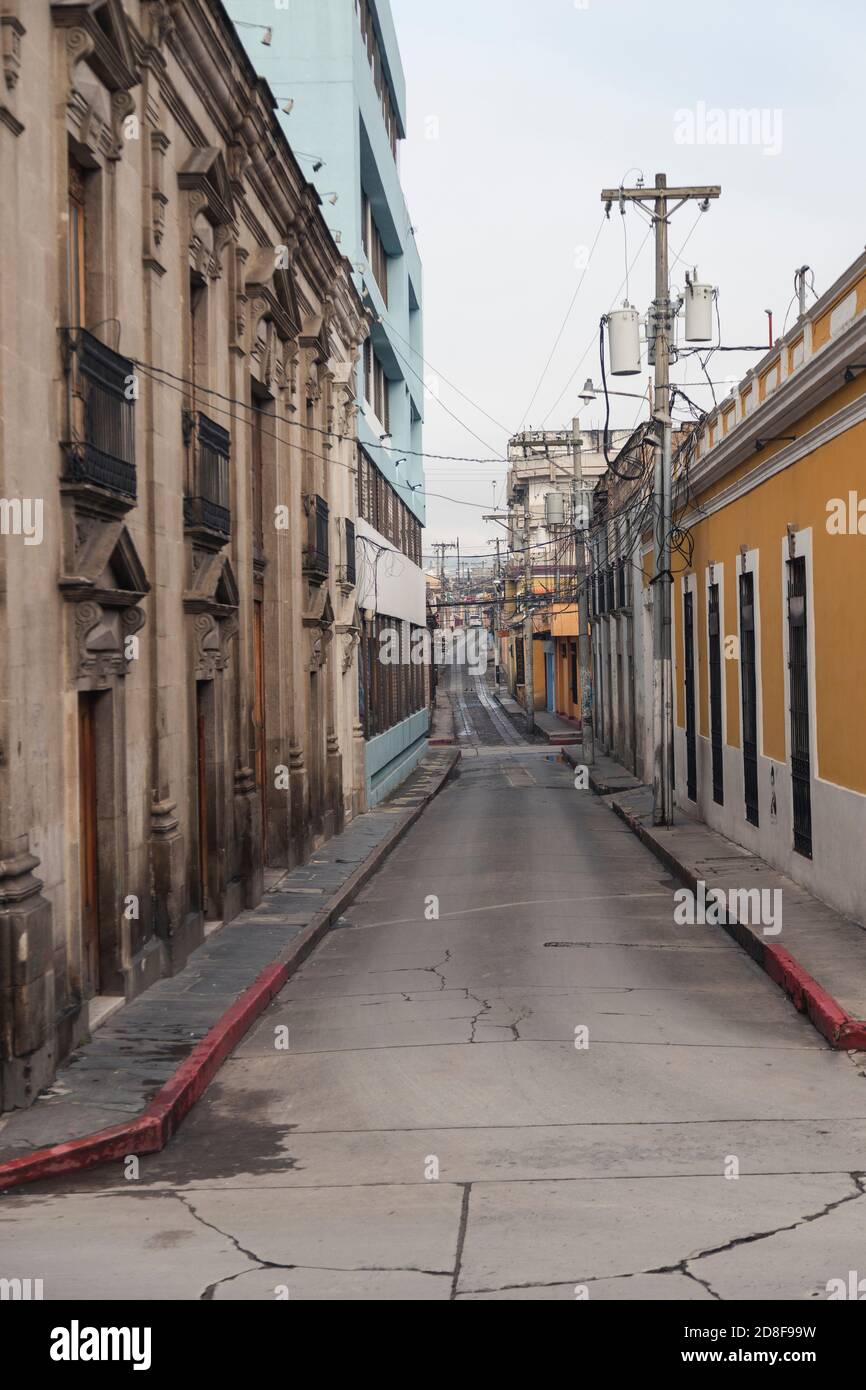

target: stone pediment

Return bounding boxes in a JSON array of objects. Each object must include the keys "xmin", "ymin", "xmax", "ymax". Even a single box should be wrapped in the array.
[
  {"xmin": 246, "ymin": 245, "xmax": 302, "ymax": 343},
  {"xmin": 60, "ymin": 521, "xmax": 149, "ymax": 606},
  {"xmin": 299, "ymin": 311, "xmax": 330, "ymax": 365},
  {"xmin": 303, "ymin": 587, "xmax": 335, "ymax": 630},
  {"xmin": 52, "ymin": 0, "xmax": 140, "ymax": 93},
  {"xmin": 178, "ymin": 147, "xmax": 235, "ymax": 228},
  {"xmin": 183, "ymin": 552, "xmax": 239, "ymax": 617}
]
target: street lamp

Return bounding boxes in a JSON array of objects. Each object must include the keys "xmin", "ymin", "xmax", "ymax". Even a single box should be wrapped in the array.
[
  {"xmin": 235, "ymin": 21, "xmax": 273, "ymax": 45},
  {"xmin": 580, "ymin": 378, "xmax": 597, "ymax": 407}
]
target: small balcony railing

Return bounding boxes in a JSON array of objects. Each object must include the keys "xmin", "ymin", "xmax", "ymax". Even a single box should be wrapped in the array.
[
  {"xmin": 184, "ymin": 411, "xmax": 231, "ymax": 542},
  {"xmin": 303, "ymin": 494, "xmax": 329, "ymax": 581},
  {"xmin": 61, "ymin": 328, "xmax": 136, "ymax": 502}
]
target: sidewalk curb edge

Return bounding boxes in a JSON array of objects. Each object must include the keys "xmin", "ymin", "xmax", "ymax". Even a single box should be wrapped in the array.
[{"xmin": 0, "ymin": 748, "xmax": 460, "ymax": 1193}]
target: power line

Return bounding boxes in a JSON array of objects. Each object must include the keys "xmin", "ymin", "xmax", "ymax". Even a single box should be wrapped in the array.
[
  {"xmin": 386, "ymin": 335, "xmax": 502, "ymax": 458},
  {"xmin": 518, "ymin": 213, "xmax": 607, "ymax": 430},
  {"xmin": 133, "ymin": 358, "xmax": 511, "ymax": 465},
  {"xmin": 377, "ymin": 312, "xmax": 513, "ymax": 437},
  {"xmin": 135, "ymin": 363, "xmax": 499, "ymax": 512},
  {"xmin": 540, "ymin": 224, "xmax": 654, "ymax": 427}
]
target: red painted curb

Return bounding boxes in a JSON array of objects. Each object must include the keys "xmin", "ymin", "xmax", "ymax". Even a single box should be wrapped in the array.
[
  {"xmin": 605, "ymin": 793, "xmax": 866, "ymax": 1053},
  {"xmin": 0, "ymin": 954, "xmax": 307, "ymax": 1194},
  {"xmin": 762, "ymin": 943, "xmax": 866, "ymax": 1050},
  {"xmin": 0, "ymin": 749, "xmax": 460, "ymax": 1193}
]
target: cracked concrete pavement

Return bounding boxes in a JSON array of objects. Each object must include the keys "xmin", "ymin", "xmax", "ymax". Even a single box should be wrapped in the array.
[{"xmin": 3, "ymin": 665, "xmax": 866, "ymax": 1301}]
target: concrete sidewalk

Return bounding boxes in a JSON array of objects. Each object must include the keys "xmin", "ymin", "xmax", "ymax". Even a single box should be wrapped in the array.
[
  {"xmin": 0, "ymin": 747, "xmax": 459, "ymax": 1188},
  {"xmin": 428, "ymin": 688, "xmax": 456, "ymax": 745},
  {"xmin": 561, "ymin": 746, "xmax": 866, "ymax": 1049},
  {"xmin": 532, "ymin": 711, "xmax": 581, "ymax": 746},
  {"xmin": 492, "ymin": 691, "xmax": 580, "ymax": 746}
]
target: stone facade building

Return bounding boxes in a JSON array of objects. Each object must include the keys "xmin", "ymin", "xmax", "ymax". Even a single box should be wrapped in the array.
[{"xmin": 0, "ymin": 0, "xmax": 369, "ymax": 1110}]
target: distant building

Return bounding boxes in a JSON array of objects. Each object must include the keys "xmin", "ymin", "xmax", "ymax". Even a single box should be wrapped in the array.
[
  {"xmin": 228, "ymin": 0, "xmax": 427, "ymax": 805},
  {"xmin": 503, "ymin": 427, "xmax": 632, "ymax": 721}
]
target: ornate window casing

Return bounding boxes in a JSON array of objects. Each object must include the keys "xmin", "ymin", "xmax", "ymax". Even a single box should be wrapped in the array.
[
  {"xmin": 58, "ymin": 520, "xmax": 149, "ymax": 687},
  {"xmin": 178, "ymin": 147, "xmax": 237, "ymax": 283},
  {"xmin": 53, "ymin": 0, "xmax": 140, "ymax": 163},
  {"xmin": 1, "ymin": 2, "xmax": 25, "ymax": 135},
  {"xmin": 183, "ymin": 552, "xmax": 240, "ymax": 680}
]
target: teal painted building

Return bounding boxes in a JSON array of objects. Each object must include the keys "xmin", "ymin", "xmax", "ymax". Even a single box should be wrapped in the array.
[{"xmin": 227, "ymin": 0, "xmax": 428, "ymax": 804}]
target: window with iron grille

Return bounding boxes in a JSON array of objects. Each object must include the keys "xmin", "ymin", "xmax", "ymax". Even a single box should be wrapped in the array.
[
  {"xmin": 183, "ymin": 410, "xmax": 230, "ymax": 538},
  {"xmin": 345, "ymin": 519, "xmax": 356, "ymax": 587},
  {"xmin": 708, "ymin": 582, "xmax": 724, "ymax": 805},
  {"xmin": 617, "ymin": 559, "xmax": 627, "ymax": 610},
  {"xmin": 606, "ymin": 566, "xmax": 615, "ymax": 613},
  {"xmin": 61, "ymin": 329, "xmax": 136, "ymax": 501},
  {"xmin": 787, "ymin": 556, "xmax": 813, "ymax": 858},
  {"xmin": 739, "ymin": 571, "xmax": 759, "ymax": 827},
  {"xmin": 684, "ymin": 590, "xmax": 697, "ymax": 803},
  {"xmin": 303, "ymin": 494, "xmax": 329, "ymax": 579}
]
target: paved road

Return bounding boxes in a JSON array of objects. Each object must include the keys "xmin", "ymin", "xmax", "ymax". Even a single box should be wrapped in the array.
[{"xmin": 3, "ymin": 663, "xmax": 866, "ymax": 1301}]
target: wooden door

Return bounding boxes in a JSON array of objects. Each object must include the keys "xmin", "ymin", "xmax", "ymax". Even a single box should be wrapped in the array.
[
  {"xmin": 78, "ymin": 694, "xmax": 100, "ymax": 994},
  {"xmin": 253, "ymin": 601, "xmax": 267, "ymax": 860},
  {"xmin": 196, "ymin": 684, "xmax": 209, "ymax": 913}
]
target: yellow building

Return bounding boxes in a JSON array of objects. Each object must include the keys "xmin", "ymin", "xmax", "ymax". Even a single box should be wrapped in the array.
[
  {"xmin": 651, "ymin": 249, "xmax": 866, "ymax": 921},
  {"xmin": 504, "ymin": 571, "xmax": 581, "ymax": 721}
]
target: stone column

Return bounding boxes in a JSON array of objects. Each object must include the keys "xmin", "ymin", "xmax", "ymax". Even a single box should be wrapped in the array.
[{"xmin": 0, "ymin": 847, "xmax": 57, "ymax": 1110}]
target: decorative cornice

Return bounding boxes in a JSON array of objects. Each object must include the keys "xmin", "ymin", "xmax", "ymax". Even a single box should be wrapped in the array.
[
  {"xmin": 690, "ymin": 312, "xmax": 866, "ymax": 497},
  {"xmin": 675, "ymin": 389, "xmax": 866, "ymax": 533}
]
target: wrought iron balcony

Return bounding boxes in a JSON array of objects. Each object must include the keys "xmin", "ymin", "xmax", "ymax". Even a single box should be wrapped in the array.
[
  {"xmin": 61, "ymin": 328, "xmax": 136, "ymax": 505},
  {"xmin": 184, "ymin": 411, "xmax": 231, "ymax": 544},
  {"xmin": 303, "ymin": 494, "xmax": 330, "ymax": 581}
]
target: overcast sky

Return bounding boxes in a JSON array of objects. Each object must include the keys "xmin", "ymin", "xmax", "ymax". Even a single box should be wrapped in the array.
[{"xmin": 390, "ymin": 0, "xmax": 866, "ymax": 568}]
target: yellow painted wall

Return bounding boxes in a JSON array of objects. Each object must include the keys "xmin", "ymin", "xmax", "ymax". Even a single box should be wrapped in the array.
[{"xmin": 670, "ymin": 414, "xmax": 866, "ymax": 793}]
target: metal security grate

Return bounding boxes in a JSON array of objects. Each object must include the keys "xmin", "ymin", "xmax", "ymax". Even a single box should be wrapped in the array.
[
  {"xmin": 684, "ymin": 590, "xmax": 697, "ymax": 802},
  {"xmin": 739, "ymin": 571, "xmax": 759, "ymax": 827},
  {"xmin": 708, "ymin": 583, "xmax": 724, "ymax": 805},
  {"xmin": 62, "ymin": 329, "xmax": 137, "ymax": 499},
  {"xmin": 345, "ymin": 519, "xmax": 356, "ymax": 587},
  {"xmin": 787, "ymin": 557, "xmax": 813, "ymax": 858},
  {"xmin": 183, "ymin": 410, "xmax": 231, "ymax": 539}
]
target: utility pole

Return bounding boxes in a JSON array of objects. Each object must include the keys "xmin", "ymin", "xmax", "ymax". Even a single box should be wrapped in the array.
[
  {"xmin": 433, "ymin": 541, "xmax": 457, "ymax": 582},
  {"xmin": 572, "ymin": 417, "xmax": 594, "ymax": 765},
  {"xmin": 493, "ymin": 537, "xmax": 502, "ymax": 687},
  {"xmin": 521, "ymin": 486, "xmax": 535, "ymax": 734},
  {"xmin": 601, "ymin": 174, "xmax": 720, "ymax": 825},
  {"xmin": 484, "ymin": 518, "xmax": 510, "ymax": 690}
]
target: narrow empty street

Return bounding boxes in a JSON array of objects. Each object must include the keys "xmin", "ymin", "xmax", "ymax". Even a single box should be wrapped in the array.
[{"xmin": 3, "ymin": 663, "xmax": 866, "ymax": 1302}]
